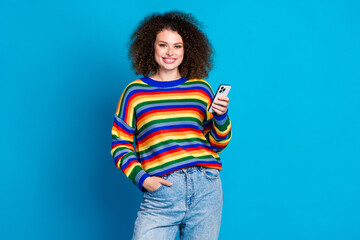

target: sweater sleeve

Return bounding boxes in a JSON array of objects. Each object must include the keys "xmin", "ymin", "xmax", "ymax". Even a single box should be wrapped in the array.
[
  {"xmin": 111, "ymin": 85, "xmax": 150, "ymax": 192},
  {"xmin": 203, "ymin": 85, "xmax": 232, "ymax": 153}
]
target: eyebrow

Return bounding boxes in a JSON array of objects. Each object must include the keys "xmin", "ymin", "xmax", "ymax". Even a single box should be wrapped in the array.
[{"xmin": 157, "ymin": 40, "xmax": 183, "ymax": 44}]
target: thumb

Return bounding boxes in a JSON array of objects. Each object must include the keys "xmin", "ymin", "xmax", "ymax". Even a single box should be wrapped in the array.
[{"xmin": 159, "ymin": 178, "xmax": 173, "ymax": 187}]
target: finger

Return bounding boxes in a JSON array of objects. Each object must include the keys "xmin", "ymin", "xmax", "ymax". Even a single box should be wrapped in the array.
[
  {"xmin": 213, "ymin": 109, "xmax": 225, "ymax": 116},
  {"xmin": 212, "ymin": 104, "xmax": 228, "ymax": 113},
  {"xmin": 214, "ymin": 98, "xmax": 229, "ymax": 106},
  {"xmin": 214, "ymin": 101, "xmax": 229, "ymax": 108},
  {"xmin": 144, "ymin": 179, "xmax": 162, "ymax": 192},
  {"xmin": 149, "ymin": 176, "xmax": 163, "ymax": 186},
  {"xmin": 212, "ymin": 108, "xmax": 228, "ymax": 116},
  {"xmin": 212, "ymin": 108, "xmax": 226, "ymax": 116},
  {"xmin": 217, "ymin": 96, "xmax": 229, "ymax": 102},
  {"xmin": 153, "ymin": 181, "xmax": 162, "ymax": 189},
  {"xmin": 159, "ymin": 178, "xmax": 173, "ymax": 186}
]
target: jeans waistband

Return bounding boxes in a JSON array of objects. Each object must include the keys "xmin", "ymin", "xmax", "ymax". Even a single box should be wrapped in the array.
[{"xmin": 180, "ymin": 166, "xmax": 203, "ymax": 173}]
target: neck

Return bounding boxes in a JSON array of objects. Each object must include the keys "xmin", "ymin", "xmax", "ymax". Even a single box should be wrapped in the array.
[{"xmin": 150, "ymin": 69, "xmax": 182, "ymax": 81}]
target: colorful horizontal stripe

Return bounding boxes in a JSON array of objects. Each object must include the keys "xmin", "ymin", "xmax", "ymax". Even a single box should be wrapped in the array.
[{"xmin": 111, "ymin": 77, "xmax": 232, "ymax": 191}]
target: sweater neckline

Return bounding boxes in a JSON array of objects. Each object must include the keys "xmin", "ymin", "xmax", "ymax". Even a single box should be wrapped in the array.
[{"xmin": 140, "ymin": 76, "xmax": 188, "ymax": 87}]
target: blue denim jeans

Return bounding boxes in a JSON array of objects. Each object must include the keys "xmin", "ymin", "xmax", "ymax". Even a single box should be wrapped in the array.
[{"xmin": 132, "ymin": 166, "xmax": 223, "ymax": 240}]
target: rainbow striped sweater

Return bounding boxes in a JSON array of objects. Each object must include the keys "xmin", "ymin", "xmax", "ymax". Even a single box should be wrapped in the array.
[{"xmin": 111, "ymin": 76, "xmax": 232, "ymax": 191}]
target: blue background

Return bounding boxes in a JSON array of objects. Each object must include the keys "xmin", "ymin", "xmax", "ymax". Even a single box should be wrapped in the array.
[{"xmin": 1, "ymin": 0, "xmax": 360, "ymax": 239}]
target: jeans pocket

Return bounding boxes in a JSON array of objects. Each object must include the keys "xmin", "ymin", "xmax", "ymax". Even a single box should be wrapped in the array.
[
  {"xmin": 202, "ymin": 168, "xmax": 220, "ymax": 180},
  {"xmin": 144, "ymin": 174, "xmax": 169, "ymax": 194},
  {"xmin": 147, "ymin": 184, "xmax": 164, "ymax": 194}
]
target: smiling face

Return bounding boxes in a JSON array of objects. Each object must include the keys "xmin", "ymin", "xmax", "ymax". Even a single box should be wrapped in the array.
[{"xmin": 153, "ymin": 29, "xmax": 184, "ymax": 76}]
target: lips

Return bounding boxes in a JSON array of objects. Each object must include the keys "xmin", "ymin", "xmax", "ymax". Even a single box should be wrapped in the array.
[{"xmin": 162, "ymin": 57, "xmax": 176, "ymax": 64}]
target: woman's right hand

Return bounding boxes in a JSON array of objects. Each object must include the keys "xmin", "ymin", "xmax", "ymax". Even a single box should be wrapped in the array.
[{"xmin": 143, "ymin": 176, "xmax": 173, "ymax": 192}]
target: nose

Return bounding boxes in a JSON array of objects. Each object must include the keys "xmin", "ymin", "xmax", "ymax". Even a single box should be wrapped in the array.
[{"xmin": 166, "ymin": 46, "xmax": 174, "ymax": 56}]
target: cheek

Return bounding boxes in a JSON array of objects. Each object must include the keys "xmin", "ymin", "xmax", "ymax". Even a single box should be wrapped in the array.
[
  {"xmin": 154, "ymin": 49, "xmax": 163, "ymax": 64},
  {"xmin": 180, "ymin": 53, "xmax": 184, "ymax": 63},
  {"xmin": 178, "ymin": 49, "xmax": 184, "ymax": 59},
  {"xmin": 154, "ymin": 48, "xmax": 160, "ymax": 58},
  {"xmin": 154, "ymin": 46, "xmax": 164, "ymax": 57}
]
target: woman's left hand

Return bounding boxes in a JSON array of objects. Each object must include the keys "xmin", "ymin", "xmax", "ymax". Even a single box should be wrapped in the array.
[{"xmin": 212, "ymin": 96, "xmax": 229, "ymax": 116}]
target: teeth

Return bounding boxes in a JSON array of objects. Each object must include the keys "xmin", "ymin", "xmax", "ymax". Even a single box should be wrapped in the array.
[{"xmin": 164, "ymin": 58, "xmax": 175, "ymax": 63}]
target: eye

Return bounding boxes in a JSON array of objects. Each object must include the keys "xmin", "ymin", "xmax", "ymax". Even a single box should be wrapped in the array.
[
  {"xmin": 159, "ymin": 44, "xmax": 167, "ymax": 47},
  {"xmin": 175, "ymin": 45, "xmax": 182, "ymax": 49}
]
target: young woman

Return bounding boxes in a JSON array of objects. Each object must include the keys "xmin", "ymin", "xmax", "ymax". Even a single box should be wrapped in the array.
[{"xmin": 111, "ymin": 11, "xmax": 232, "ymax": 240}]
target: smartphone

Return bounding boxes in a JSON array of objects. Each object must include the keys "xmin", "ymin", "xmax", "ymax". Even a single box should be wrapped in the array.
[{"xmin": 208, "ymin": 84, "xmax": 231, "ymax": 113}]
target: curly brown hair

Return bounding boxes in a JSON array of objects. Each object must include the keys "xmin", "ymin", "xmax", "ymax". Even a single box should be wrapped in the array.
[{"xmin": 128, "ymin": 10, "xmax": 213, "ymax": 79}]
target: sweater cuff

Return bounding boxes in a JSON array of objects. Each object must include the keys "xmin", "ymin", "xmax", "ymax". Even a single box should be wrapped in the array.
[
  {"xmin": 134, "ymin": 170, "xmax": 151, "ymax": 192},
  {"xmin": 213, "ymin": 110, "xmax": 228, "ymax": 125}
]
